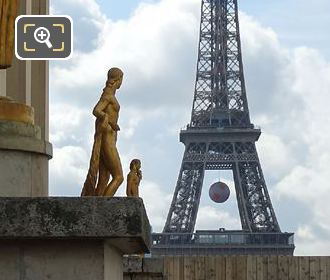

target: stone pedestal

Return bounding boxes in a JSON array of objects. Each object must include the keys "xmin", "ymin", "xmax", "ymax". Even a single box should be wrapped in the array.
[
  {"xmin": 0, "ymin": 119, "xmax": 52, "ymax": 196},
  {"xmin": 0, "ymin": 197, "xmax": 151, "ymax": 280}
]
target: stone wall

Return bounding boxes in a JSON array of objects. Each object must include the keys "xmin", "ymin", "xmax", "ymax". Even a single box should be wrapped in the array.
[{"xmin": 124, "ymin": 256, "xmax": 164, "ymax": 280}]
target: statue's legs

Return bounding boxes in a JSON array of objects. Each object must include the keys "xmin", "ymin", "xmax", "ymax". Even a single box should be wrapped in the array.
[
  {"xmin": 102, "ymin": 130, "xmax": 124, "ymax": 197},
  {"xmin": 126, "ymin": 184, "xmax": 132, "ymax": 197},
  {"xmin": 131, "ymin": 185, "xmax": 139, "ymax": 197},
  {"xmin": 132, "ymin": 187, "xmax": 139, "ymax": 197},
  {"xmin": 126, "ymin": 182, "xmax": 138, "ymax": 197},
  {"xmin": 95, "ymin": 155, "xmax": 110, "ymax": 196}
]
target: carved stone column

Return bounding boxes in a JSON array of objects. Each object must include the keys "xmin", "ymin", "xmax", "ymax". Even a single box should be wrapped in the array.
[{"xmin": 0, "ymin": 0, "xmax": 52, "ymax": 196}]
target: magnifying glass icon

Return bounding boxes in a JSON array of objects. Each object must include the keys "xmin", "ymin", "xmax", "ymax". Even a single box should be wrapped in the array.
[{"xmin": 34, "ymin": 27, "xmax": 53, "ymax": 49}]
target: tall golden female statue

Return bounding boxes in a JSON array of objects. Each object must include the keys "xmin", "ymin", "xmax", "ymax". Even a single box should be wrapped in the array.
[
  {"xmin": 0, "ymin": 0, "xmax": 19, "ymax": 69},
  {"xmin": 81, "ymin": 68, "xmax": 124, "ymax": 197}
]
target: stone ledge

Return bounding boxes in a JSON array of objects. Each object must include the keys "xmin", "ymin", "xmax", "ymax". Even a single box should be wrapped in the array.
[
  {"xmin": 0, "ymin": 120, "xmax": 41, "ymax": 138},
  {"xmin": 0, "ymin": 120, "xmax": 53, "ymax": 158},
  {"xmin": 0, "ymin": 197, "xmax": 151, "ymax": 254},
  {"xmin": 0, "ymin": 135, "xmax": 53, "ymax": 158}
]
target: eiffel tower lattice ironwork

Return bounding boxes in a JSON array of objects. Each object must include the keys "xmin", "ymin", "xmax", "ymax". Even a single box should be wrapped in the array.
[{"xmin": 163, "ymin": 0, "xmax": 281, "ymax": 235}]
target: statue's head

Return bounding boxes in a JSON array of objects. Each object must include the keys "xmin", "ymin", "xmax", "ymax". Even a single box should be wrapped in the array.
[
  {"xmin": 130, "ymin": 159, "xmax": 141, "ymax": 171},
  {"xmin": 107, "ymin": 67, "xmax": 124, "ymax": 89}
]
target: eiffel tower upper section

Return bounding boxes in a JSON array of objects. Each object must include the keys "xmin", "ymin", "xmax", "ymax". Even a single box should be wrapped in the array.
[{"xmin": 190, "ymin": 0, "xmax": 251, "ymax": 129}]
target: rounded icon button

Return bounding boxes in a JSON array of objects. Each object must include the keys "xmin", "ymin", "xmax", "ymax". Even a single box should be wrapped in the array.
[
  {"xmin": 34, "ymin": 27, "xmax": 53, "ymax": 49},
  {"xmin": 15, "ymin": 15, "xmax": 73, "ymax": 60}
]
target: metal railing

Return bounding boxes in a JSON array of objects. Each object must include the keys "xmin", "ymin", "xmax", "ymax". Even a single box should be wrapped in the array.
[{"xmin": 151, "ymin": 231, "xmax": 294, "ymax": 256}]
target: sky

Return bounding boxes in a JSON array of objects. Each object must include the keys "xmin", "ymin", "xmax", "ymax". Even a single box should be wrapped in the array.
[{"xmin": 49, "ymin": 0, "xmax": 330, "ymax": 256}]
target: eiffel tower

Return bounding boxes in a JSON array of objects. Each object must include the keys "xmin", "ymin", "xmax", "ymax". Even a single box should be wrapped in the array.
[{"xmin": 152, "ymin": 0, "xmax": 294, "ymax": 255}]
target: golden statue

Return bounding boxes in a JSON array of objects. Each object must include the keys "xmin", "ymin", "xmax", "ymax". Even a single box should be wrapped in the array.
[
  {"xmin": 81, "ymin": 68, "xmax": 124, "ymax": 197},
  {"xmin": 126, "ymin": 159, "xmax": 142, "ymax": 197},
  {"xmin": 0, "ymin": 0, "xmax": 36, "ymax": 125},
  {"xmin": 0, "ymin": 0, "xmax": 19, "ymax": 69}
]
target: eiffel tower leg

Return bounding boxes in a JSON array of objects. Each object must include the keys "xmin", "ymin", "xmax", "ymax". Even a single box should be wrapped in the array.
[
  {"xmin": 235, "ymin": 159, "xmax": 280, "ymax": 232},
  {"xmin": 164, "ymin": 150, "xmax": 205, "ymax": 233},
  {"xmin": 233, "ymin": 161, "xmax": 253, "ymax": 232}
]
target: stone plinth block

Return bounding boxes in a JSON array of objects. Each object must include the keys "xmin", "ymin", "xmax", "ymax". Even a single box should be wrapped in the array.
[
  {"xmin": 0, "ymin": 120, "xmax": 52, "ymax": 196},
  {"xmin": 0, "ymin": 197, "xmax": 151, "ymax": 253},
  {"xmin": 0, "ymin": 197, "xmax": 151, "ymax": 280}
]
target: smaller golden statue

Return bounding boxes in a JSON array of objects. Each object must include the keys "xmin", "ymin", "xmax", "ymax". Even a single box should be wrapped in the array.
[
  {"xmin": 126, "ymin": 159, "xmax": 142, "ymax": 198},
  {"xmin": 81, "ymin": 68, "xmax": 124, "ymax": 197}
]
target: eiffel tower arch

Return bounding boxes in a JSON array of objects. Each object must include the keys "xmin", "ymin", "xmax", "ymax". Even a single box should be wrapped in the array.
[{"xmin": 152, "ymin": 0, "xmax": 294, "ymax": 256}]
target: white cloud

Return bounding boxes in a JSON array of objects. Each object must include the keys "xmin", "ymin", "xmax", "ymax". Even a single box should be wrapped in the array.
[
  {"xmin": 50, "ymin": 146, "xmax": 88, "ymax": 196},
  {"xmin": 49, "ymin": 0, "xmax": 330, "ymax": 255},
  {"xmin": 257, "ymin": 133, "xmax": 297, "ymax": 182},
  {"xmin": 196, "ymin": 206, "xmax": 241, "ymax": 230},
  {"xmin": 50, "ymin": 103, "xmax": 92, "ymax": 148},
  {"xmin": 51, "ymin": 0, "xmax": 106, "ymax": 53},
  {"xmin": 296, "ymin": 225, "xmax": 330, "ymax": 256},
  {"xmin": 51, "ymin": 0, "xmax": 200, "ymax": 110},
  {"xmin": 140, "ymin": 180, "xmax": 172, "ymax": 232}
]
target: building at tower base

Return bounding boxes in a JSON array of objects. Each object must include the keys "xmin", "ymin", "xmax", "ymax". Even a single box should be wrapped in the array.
[{"xmin": 151, "ymin": 230, "xmax": 294, "ymax": 256}]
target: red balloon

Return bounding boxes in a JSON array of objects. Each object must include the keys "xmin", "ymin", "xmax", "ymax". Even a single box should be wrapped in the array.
[{"xmin": 209, "ymin": 182, "xmax": 230, "ymax": 203}]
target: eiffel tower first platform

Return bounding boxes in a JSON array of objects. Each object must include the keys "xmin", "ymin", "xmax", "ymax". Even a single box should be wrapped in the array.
[{"xmin": 151, "ymin": 0, "xmax": 295, "ymax": 256}]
